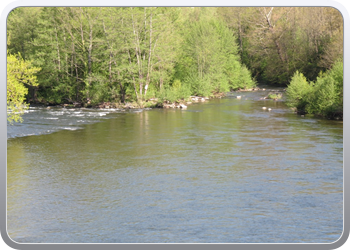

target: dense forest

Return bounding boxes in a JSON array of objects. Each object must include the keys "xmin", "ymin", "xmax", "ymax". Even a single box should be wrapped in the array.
[{"xmin": 7, "ymin": 7, "xmax": 343, "ymax": 119}]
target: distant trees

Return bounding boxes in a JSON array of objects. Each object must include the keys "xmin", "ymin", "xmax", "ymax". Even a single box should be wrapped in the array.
[{"xmin": 218, "ymin": 7, "xmax": 343, "ymax": 85}]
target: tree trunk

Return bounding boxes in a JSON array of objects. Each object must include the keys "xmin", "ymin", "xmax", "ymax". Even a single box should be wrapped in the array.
[
  {"xmin": 131, "ymin": 9, "xmax": 143, "ymax": 101},
  {"xmin": 144, "ymin": 11, "xmax": 153, "ymax": 99},
  {"xmin": 88, "ymin": 24, "xmax": 93, "ymax": 76}
]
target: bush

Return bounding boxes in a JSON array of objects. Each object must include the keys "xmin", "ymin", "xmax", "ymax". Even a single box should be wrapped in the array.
[
  {"xmin": 183, "ymin": 74, "xmax": 212, "ymax": 97},
  {"xmin": 239, "ymin": 65, "xmax": 256, "ymax": 89},
  {"xmin": 7, "ymin": 51, "xmax": 40, "ymax": 123},
  {"xmin": 306, "ymin": 61, "xmax": 343, "ymax": 118},
  {"xmin": 226, "ymin": 60, "xmax": 256, "ymax": 90},
  {"xmin": 286, "ymin": 61, "xmax": 343, "ymax": 118},
  {"xmin": 157, "ymin": 80, "xmax": 192, "ymax": 103},
  {"xmin": 285, "ymin": 71, "xmax": 313, "ymax": 110},
  {"xmin": 267, "ymin": 93, "xmax": 283, "ymax": 100},
  {"xmin": 306, "ymin": 77, "xmax": 338, "ymax": 116}
]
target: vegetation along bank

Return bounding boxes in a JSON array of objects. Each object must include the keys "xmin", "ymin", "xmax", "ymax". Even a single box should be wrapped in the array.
[{"xmin": 7, "ymin": 7, "xmax": 343, "ymax": 122}]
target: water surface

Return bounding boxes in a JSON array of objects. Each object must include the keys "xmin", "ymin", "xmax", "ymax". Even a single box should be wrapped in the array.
[{"xmin": 7, "ymin": 88, "xmax": 343, "ymax": 243}]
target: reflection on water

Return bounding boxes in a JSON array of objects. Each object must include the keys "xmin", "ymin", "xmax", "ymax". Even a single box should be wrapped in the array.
[{"xmin": 7, "ymin": 88, "xmax": 343, "ymax": 243}]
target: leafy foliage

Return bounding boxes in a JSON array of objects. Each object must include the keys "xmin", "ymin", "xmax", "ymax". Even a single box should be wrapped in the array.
[
  {"xmin": 7, "ymin": 7, "xmax": 255, "ymax": 106},
  {"xmin": 286, "ymin": 61, "xmax": 343, "ymax": 118},
  {"xmin": 7, "ymin": 6, "xmax": 342, "ymax": 118},
  {"xmin": 305, "ymin": 61, "xmax": 343, "ymax": 118},
  {"xmin": 218, "ymin": 7, "xmax": 343, "ymax": 85},
  {"xmin": 267, "ymin": 93, "xmax": 283, "ymax": 100},
  {"xmin": 175, "ymin": 14, "xmax": 255, "ymax": 96},
  {"xmin": 7, "ymin": 51, "xmax": 40, "ymax": 123},
  {"xmin": 157, "ymin": 81, "xmax": 192, "ymax": 103},
  {"xmin": 285, "ymin": 71, "xmax": 313, "ymax": 110}
]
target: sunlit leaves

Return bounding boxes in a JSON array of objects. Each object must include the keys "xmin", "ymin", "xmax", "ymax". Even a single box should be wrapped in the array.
[
  {"xmin": 286, "ymin": 61, "xmax": 343, "ymax": 118},
  {"xmin": 7, "ymin": 51, "xmax": 41, "ymax": 123}
]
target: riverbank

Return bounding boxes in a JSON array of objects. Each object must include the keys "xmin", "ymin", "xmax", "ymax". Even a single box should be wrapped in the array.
[
  {"xmin": 30, "ymin": 87, "xmax": 276, "ymax": 110},
  {"xmin": 29, "ymin": 85, "xmax": 345, "ymax": 122},
  {"xmin": 30, "ymin": 92, "xmax": 229, "ymax": 110}
]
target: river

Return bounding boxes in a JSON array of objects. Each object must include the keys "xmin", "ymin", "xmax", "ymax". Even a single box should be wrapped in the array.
[{"xmin": 7, "ymin": 87, "xmax": 343, "ymax": 243}]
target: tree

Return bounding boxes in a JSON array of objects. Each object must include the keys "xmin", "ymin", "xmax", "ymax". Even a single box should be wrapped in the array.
[
  {"xmin": 7, "ymin": 51, "xmax": 41, "ymax": 123},
  {"xmin": 286, "ymin": 60, "xmax": 343, "ymax": 119},
  {"xmin": 6, "ymin": 7, "xmax": 342, "ymax": 107},
  {"xmin": 306, "ymin": 60, "xmax": 343, "ymax": 118},
  {"xmin": 6, "ymin": 7, "xmax": 41, "ymax": 60},
  {"xmin": 285, "ymin": 71, "xmax": 313, "ymax": 111},
  {"xmin": 218, "ymin": 7, "xmax": 343, "ymax": 85},
  {"xmin": 177, "ymin": 8, "xmax": 255, "ymax": 96}
]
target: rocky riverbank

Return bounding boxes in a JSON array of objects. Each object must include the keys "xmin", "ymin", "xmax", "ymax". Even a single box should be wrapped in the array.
[
  {"xmin": 31, "ymin": 87, "xmax": 288, "ymax": 111},
  {"xmin": 32, "ymin": 92, "xmax": 228, "ymax": 110}
]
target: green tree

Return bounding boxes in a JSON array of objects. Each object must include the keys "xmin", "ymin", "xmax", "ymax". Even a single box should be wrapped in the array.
[
  {"xmin": 7, "ymin": 7, "xmax": 41, "ymax": 101},
  {"xmin": 7, "ymin": 51, "xmax": 41, "ymax": 123},
  {"xmin": 218, "ymin": 7, "xmax": 343, "ymax": 85},
  {"xmin": 285, "ymin": 71, "xmax": 313, "ymax": 111},
  {"xmin": 177, "ymin": 8, "xmax": 255, "ymax": 97},
  {"xmin": 6, "ymin": 7, "xmax": 41, "ymax": 60},
  {"xmin": 32, "ymin": 7, "xmax": 70, "ymax": 103},
  {"xmin": 306, "ymin": 60, "xmax": 343, "ymax": 118},
  {"xmin": 286, "ymin": 60, "xmax": 343, "ymax": 119}
]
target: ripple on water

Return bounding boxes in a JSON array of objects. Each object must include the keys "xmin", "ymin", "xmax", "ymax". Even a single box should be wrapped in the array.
[
  {"xmin": 7, "ymin": 107, "xmax": 122, "ymax": 139},
  {"xmin": 7, "ymin": 91, "xmax": 343, "ymax": 243}
]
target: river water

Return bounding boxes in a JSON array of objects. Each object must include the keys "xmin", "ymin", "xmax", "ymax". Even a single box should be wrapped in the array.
[{"xmin": 7, "ymin": 87, "xmax": 343, "ymax": 243}]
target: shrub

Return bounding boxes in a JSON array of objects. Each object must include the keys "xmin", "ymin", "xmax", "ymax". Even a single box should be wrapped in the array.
[
  {"xmin": 286, "ymin": 61, "xmax": 343, "ymax": 119},
  {"xmin": 238, "ymin": 65, "xmax": 256, "ymax": 90},
  {"xmin": 285, "ymin": 71, "xmax": 313, "ymax": 110},
  {"xmin": 7, "ymin": 51, "xmax": 40, "ymax": 123},
  {"xmin": 306, "ymin": 61, "xmax": 343, "ymax": 118},
  {"xmin": 157, "ymin": 80, "xmax": 192, "ymax": 103},
  {"xmin": 267, "ymin": 93, "xmax": 283, "ymax": 100},
  {"xmin": 226, "ymin": 60, "xmax": 256, "ymax": 90}
]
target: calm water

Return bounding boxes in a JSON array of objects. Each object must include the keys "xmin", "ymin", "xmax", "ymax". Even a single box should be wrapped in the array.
[{"xmin": 7, "ymin": 88, "xmax": 343, "ymax": 243}]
